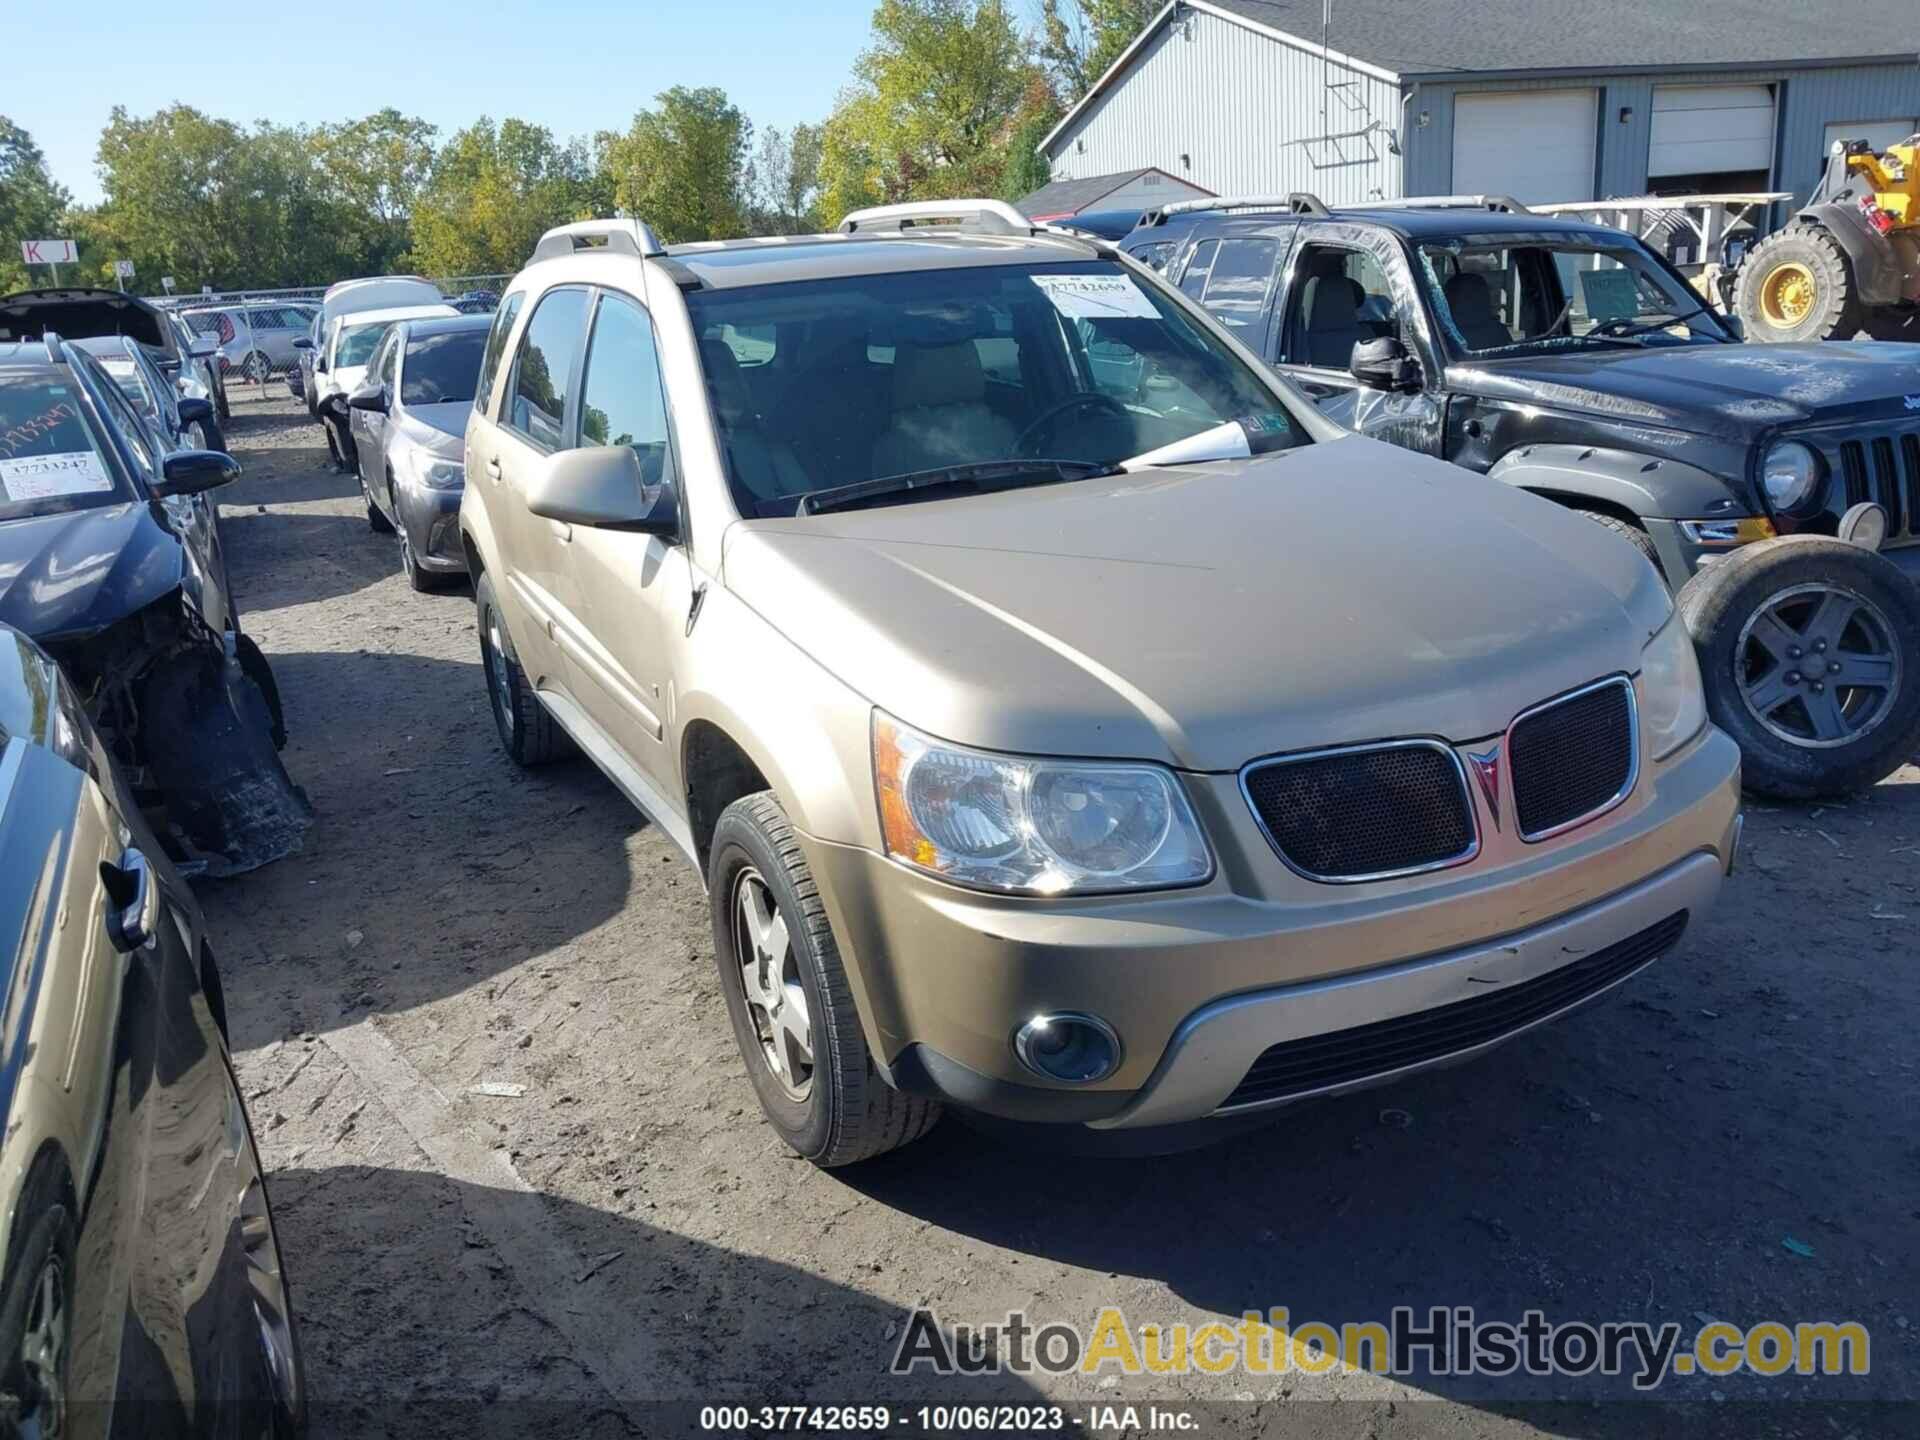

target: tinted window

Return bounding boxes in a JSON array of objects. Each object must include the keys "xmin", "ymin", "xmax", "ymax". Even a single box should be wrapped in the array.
[
  {"xmin": 1201, "ymin": 237, "xmax": 1280, "ymax": 333},
  {"xmin": 402, "ymin": 328, "xmax": 487, "ymax": 406},
  {"xmin": 580, "ymin": 296, "xmax": 674, "ymax": 486},
  {"xmin": 476, "ymin": 291, "xmax": 526, "ymax": 416},
  {"xmin": 508, "ymin": 288, "xmax": 589, "ymax": 451},
  {"xmin": 335, "ymin": 320, "xmax": 393, "ymax": 368},
  {"xmin": 1178, "ymin": 238, "xmax": 1218, "ymax": 299}
]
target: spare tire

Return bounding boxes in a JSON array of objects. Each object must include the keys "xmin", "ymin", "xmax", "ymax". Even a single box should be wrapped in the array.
[{"xmin": 1678, "ymin": 536, "xmax": 1920, "ymax": 799}]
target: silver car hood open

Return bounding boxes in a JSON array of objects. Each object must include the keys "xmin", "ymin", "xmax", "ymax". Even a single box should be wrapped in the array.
[{"xmin": 724, "ymin": 435, "xmax": 1672, "ymax": 771}]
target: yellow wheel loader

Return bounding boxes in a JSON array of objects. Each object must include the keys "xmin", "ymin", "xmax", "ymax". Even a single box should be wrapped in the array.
[{"xmin": 1734, "ymin": 134, "xmax": 1920, "ymax": 342}]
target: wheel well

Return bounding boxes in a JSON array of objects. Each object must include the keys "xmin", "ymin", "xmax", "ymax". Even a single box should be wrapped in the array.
[
  {"xmin": 6, "ymin": 1146, "xmax": 75, "ymax": 1259},
  {"xmin": 683, "ymin": 721, "xmax": 771, "ymax": 874},
  {"xmin": 460, "ymin": 530, "xmax": 485, "ymax": 581},
  {"xmin": 199, "ymin": 940, "xmax": 230, "ymax": 1043},
  {"xmin": 1521, "ymin": 488, "xmax": 1647, "ymax": 530}
]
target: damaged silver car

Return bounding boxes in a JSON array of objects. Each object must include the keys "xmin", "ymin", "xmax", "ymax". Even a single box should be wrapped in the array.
[{"xmin": 0, "ymin": 334, "xmax": 310, "ymax": 876}]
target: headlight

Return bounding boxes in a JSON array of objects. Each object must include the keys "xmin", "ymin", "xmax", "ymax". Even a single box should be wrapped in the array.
[
  {"xmin": 1640, "ymin": 610, "xmax": 1707, "ymax": 760},
  {"xmin": 1760, "ymin": 441, "xmax": 1821, "ymax": 512},
  {"xmin": 873, "ymin": 713, "xmax": 1212, "ymax": 894},
  {"xmin": 399, "ymin": 447, "xmax": 465, "ymax": 490}
]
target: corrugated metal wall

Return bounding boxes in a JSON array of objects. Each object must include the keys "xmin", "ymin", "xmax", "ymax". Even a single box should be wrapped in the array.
[
  {"xmin": 1045, "ymin": 7, "xmax": 1404, "ymax": 205},
  {"xmin": 1404, "ymin": 63, "xmax": 1920, "ymax": 208}
]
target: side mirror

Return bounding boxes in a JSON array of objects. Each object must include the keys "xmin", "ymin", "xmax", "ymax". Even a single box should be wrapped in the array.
[
  {"xmin": 348, "ymin": 383, "xmax": 389, "ymax": 414},
  {"xmin": 186, "ymin": 334, "xmax": 219, "ymax": 360},
  {"xmin": 292, "ymin": 336, "xmax": 313, "ymax": 350},
  {"xmin": 177, "ymin": 396, "xmax": 213, "ymax": 427},
  {"xmin": 153, "ymin": 448, "xmax": 242, "ymax": 498},
  {"xmin": 526, "ymin": 445, "xmax": 678, "ymax": 537},
  {"xmin": 1350, "ymin": 336, "xmax": 1421, "ymax": 391}
]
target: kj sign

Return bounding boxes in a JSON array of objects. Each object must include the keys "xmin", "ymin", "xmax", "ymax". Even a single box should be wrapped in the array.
[{"xmin": 20, "ymin": 239, "xmax": 79, "ymax": 266}]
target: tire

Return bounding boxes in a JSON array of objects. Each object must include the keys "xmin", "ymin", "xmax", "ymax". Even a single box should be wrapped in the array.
[
  {"xmin": 0, "ymin": 1160, "xmax": 75, "ymax": 1440},
  {"xmin": 191, "ymin": 413, "xmax": 228, "ymax": 455},
  {"xmin": 215, "ymin": 375, "xmax": 231, "ymax": 425},
  {"xmin": 234, "ymin": 631, "xmax": 287, "ymax": 750},
  {"xmin": 1678, "ymin": 536, "xmax": 1920, "ymax": 799},
  {"xmin": 243, "ymin": 351, "xmax": 271, "ymax": 385},
  {"xmin": 1573, "ymin": 507, "xmax": 1660, "ymax": 569},
  {"xmin": 361, "ymin": 464, "xmax": 394, "ymax": 534},
  {"xmin": 397, "ymin": 516, "xmax": 447, "ymax": 593},
  {"xmin": 1734, "ymin": 225, "xmax": 1862, "ymax": 343},
  {"xmin": 708, "ymin": 792, "xmax": 940, "ymax": 1167},
  {"xmin": 474, "ymin": 571, "xmax": 570, "ymax": 766}
]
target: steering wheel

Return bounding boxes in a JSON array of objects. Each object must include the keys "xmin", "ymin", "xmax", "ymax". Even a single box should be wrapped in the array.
[{"xmin": 1015, "ymin": 392, "xmax": 1132, "ymax": 456}]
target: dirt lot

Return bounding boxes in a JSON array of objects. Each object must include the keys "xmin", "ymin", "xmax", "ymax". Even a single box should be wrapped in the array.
[{"xmin": 201, "ymin": 391, "xmax": 1918, "ymax": 1438}]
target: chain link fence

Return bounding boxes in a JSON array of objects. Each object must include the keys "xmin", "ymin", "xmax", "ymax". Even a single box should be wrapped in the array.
[{"xmin": 151, "ymin": 276, "xmax": 511, "ymax": 404}]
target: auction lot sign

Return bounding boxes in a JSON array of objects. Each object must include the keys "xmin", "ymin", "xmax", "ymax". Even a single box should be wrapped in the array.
[{"xmin": 19, "ymin": 238, "xmax": 78, "ymax": 266}]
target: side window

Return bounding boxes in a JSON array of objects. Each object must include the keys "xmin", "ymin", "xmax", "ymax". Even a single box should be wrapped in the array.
[
  {"xmin": 1177, "ymin": 238, "xmax": 1219, "ymax": 300},
  {"xmin": 378, "ymin": 332, "xmax": 401, "ymax": 387},
  {"xmin": 92, "ymin": 370, "xmax": 162, "ymax": 476},
  {"xmin": 507, "ymin": 289, "xmax": 588, "ymax": 452},
  {"xmin": 1200, "ymin": 237, "xmax": 1281, "ymax": 334},
  {"xmin": 579, "ymin": 294, "xmax": 674, "ymax": 487},
  {"xmin": 476, "ymin": 290, "xmax": 526, "ymax": 416},
  {"xmin": 1280, "ymin": 243, "xmax": 1399, "ymax": 369}
]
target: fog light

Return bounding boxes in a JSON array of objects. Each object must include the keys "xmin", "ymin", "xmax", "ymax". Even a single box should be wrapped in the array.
[{"xmin": 1013, "ymin": 1013, "xmax": 1121, "ymax": 1084}]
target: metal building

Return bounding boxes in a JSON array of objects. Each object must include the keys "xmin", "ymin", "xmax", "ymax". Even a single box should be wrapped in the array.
[{"xmin": 1036, "ymin": 0, "xmax": 1920, "ymax": 212}]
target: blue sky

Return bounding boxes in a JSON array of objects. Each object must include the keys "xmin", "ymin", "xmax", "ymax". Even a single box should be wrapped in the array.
[{"xmin": 15, "ymin": 1, "xmax": 880, "ymax": 204}]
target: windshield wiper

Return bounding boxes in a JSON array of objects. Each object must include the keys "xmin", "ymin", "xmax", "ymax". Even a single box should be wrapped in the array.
[
  {"xmin": 1588, "ymin": 305, "xmax": 1721, "ymax": 342},
  {"xmin": 796, "ymin": 459, "xmax": 1115, "ymax": 516}
]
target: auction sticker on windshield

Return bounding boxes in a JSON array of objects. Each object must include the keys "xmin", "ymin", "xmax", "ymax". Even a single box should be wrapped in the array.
[
  {"xmin": 1, "ymin": 451, "xmax": 114, "ymax": 502},
  {"xmin": 1031, "ymin": 272, "xmax": 1159, "ymax": 320}
]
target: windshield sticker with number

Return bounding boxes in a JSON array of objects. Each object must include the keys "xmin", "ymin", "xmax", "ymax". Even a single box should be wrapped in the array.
[
  {"xmin": 1030, "ymin": 273, "xmax": 1160, "ymax": 320},
  {"xmin": 0, "ymin": 451, "xmax": 114, "ymax": 502}
]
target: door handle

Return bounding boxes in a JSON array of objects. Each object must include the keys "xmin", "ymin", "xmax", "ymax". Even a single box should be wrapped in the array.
[
  {"xmin": 101, "ymin": 848, "xmax": 158, "ymax": 954},
  {"xmin": 485, "ymin": 456, "xmax": 502, "ymax": 482}
]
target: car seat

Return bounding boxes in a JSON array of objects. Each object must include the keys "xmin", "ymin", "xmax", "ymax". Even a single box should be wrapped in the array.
[
  {"xmin": 1443, "ymin": 273, "xmax": 1514, "ymax": 351},
  {"xmin": 870, "ymin": 342, "xmax": 1018, "ymax": 478}
]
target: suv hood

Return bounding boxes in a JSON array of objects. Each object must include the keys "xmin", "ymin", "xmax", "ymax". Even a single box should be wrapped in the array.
[
  {"xmin": 1453, "ymin": 342, "xmax": 1920, "ymax": 442},
  {"xmin": 0, "ymin": 504, "xmax": 184, "ymax": 642},
  {"xmin": 724, "ymin": 436, "xmax": 1671, "ymax": 770}
]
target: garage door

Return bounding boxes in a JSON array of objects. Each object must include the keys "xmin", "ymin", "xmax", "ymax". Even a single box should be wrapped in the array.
[
  {"xmin": 1453, "ymin": 91, "xmax": 1596, "ymax": 205},
  {"xmin": 1650, "ymin": 85, "xmax": 1775, "ymax": 177}
]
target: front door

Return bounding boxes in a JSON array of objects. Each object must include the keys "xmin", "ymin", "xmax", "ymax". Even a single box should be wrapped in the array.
[
  {"xmin": 481, "ymin": 285, "xmax": 594, "ymax": 695},
  {"xmin": 1270, "ymin": 230, "xmax": 1447, "ymax": 455},
  {"xmin": 561, "ymin": 288, "xmax": 693, "ymax": 800},
  {"xmin": 356, "ymin": 330, "xmax": 400, "ymax": 511}
]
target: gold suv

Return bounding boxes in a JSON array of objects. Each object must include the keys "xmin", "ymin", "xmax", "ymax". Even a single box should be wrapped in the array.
[{"xmin": 459, "ymin": 202, "xmax": 1743, "ymax": 1165}]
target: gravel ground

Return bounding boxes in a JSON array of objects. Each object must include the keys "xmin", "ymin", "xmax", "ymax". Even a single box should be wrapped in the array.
[{"xmin": 202, "ymin": 393, "xmax": 1918, "ymax": 1438}]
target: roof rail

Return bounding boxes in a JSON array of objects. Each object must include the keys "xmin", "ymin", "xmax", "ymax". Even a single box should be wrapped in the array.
[
  {"xmin": 41, "ymin": 330, "xmax": 63, "ymax": 364},
  {"xmin": 1147, "ymin": 193, "xmax": 1331, "ymax": 224},
  {"xmin": 1348, "ymin": 194, "xmax": 1531, "ymax": 214},
  {"xmin": 531, "ymin": 218, "xmax": 666, "ymax": 263},
  {"xmin": 837, "ymin": 199, "xmax": 1036, "ymax": 236}
]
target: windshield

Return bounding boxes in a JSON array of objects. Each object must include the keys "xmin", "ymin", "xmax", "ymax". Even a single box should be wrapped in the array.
[
  {"xmin": 335, "ymin": 321, "xmax": 392, "ymax": 368},
  {"xmin": 683, "ymin": 260, "xmax": 1303, "ymax": 516},
  {"xmin": 1418, "ymin": 236, "xmax": 1731, "ymax": 356},
  {"xmin": 0, "ymin": 374, "xmax": 133, "ymax": 522},
  {"xmin": 402, "ymin": 329, "xmax": 486, "ymax": 405}
]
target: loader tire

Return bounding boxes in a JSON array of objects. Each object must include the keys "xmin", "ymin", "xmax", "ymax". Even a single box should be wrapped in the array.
[{"xmin": 1734, "ymin": 226, "xmax": 1861, "ymax": 343}]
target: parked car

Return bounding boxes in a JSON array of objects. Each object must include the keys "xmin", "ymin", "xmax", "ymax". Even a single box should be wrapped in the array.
[
  {"xmin": 0, "ymin": 335, "xmax": 309, "ymax": 875},
  {"xmin": 0, "ymin": 287, "xmax": 229, "ymax": 423},
  {"xmin": 296, "ymin": 277, "xmax": 445, "ymax": 419},
  {"xmin": 347, "ymin": 312, "xmax": 490, "ymax": 588},
  {"xmin": 71, "ymin": 333, "xmax": 227, "ymax": 453},
  {"xmin": 448, "ymin": 289, "xmax": 499, "ymax": 314},
  {"xmin": 459, "ymin": 205, "xmax": 1741, "ymax": 1167},
  {"xmin": 0, "ymin": 620, "xmax": 306, "ymax": 1435},
  {"xmin": 181, "ymin": 302, "xmax": 317, "ymax": 384},
  {"xmin": 1127, "ymin": 194, "xmax": 1920, "ymax": 797}
]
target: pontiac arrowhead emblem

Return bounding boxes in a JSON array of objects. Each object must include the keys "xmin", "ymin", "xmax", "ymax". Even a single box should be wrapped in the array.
[{"xmin": 1467, "ymin": 746, "xmax": 1502, "ymax": 829}]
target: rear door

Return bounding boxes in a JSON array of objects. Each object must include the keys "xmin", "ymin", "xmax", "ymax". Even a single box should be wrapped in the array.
[{"xmin": 476, "ymin": 285, "xmax": 593, "ymax": 695}]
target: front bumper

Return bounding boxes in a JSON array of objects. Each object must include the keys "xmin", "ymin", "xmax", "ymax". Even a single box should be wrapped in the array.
[
  {"xmin": 398, "ymin": 483, "xmax": 468, "ymax": 573},
  {"xmin": 802, "ymin": 724, "xmax": 1741, "ymax": 1129}
]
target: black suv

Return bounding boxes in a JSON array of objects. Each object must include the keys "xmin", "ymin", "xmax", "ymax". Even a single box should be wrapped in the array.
[{"xmin": 1123, "ymin": 195, "xmax": 1920, "ymax": 798}]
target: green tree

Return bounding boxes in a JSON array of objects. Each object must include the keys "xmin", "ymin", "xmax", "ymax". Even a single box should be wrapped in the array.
[
  {"xmin": 601, "ymin": 87, "xmax": 750, "ymax": 244},
  {"xmin": 744, "ymin": 122, "xmax": 824, "ymax": 234},
  {"xmin": 818, "ymin": 0, "xmax": 1041, "ymax": 221},
  {"xmin": 1036, "ymin": 0, "xmax": 1158, "ymax": 101},
  {"xmin": 411, "ymin": 117, "xmax": 600, "ymax": 276},
  {"xmin": 0, "ymin": 117, "xmax": 71, "ymax": 291},
  {"xmin": 312, "ymin": 108, "xmax": 438, "ymax": 272}
]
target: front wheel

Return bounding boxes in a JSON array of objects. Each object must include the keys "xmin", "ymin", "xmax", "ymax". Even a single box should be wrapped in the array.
[
  {"xmin": 474, "ymin": 572, "xmax": 570, "ymax": 767},
  {"xmin": 708, "ymin": 792, "xmax": 940, "ymax": 1167},
  {"xmin": 1734, "ymin": 226, "xmax": 1861, "ymax": 343},
  {"xmin": 0, "ymin": 1164, "xmax": 75, "ymax": 1440},
  {"xmin": 1679, "ymin": 537, "xmax": 1920, "ymax": 798}
]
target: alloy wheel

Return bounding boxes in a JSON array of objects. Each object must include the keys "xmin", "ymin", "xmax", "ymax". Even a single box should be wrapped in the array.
[
  {"xmin": 1736, "ymin": 582, "xmax": 1902, "ymax": 748},
  {"xmin": 482, "ymin": 612, "xmax": 516, "ymax": 741},
  {"xmin": 731, "ymin": 867, "xmax": 813, "ymax": 1101},
  {"xmin": 14, "ymin": 1251, "xmax": 66, "ymax": 1440}
]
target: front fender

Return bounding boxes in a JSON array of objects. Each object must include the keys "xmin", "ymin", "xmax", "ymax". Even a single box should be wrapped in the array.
[
  {"xmin": 1489, "ymin": 444, "xmax": 1744, "ymax": 520},
  {"xmin": 1795, "ymin": 204, "xmax": 1903, "ymax": 306}
]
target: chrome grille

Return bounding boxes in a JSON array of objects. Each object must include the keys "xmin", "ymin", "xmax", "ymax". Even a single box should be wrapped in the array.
[
  {"xmin": 1508, "ymin": 677, "xmax": 1637, "ymax": 841},
  {"xmin": 1241, "ymin": 740, "xmax": 1477, "ymax": 883}
]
